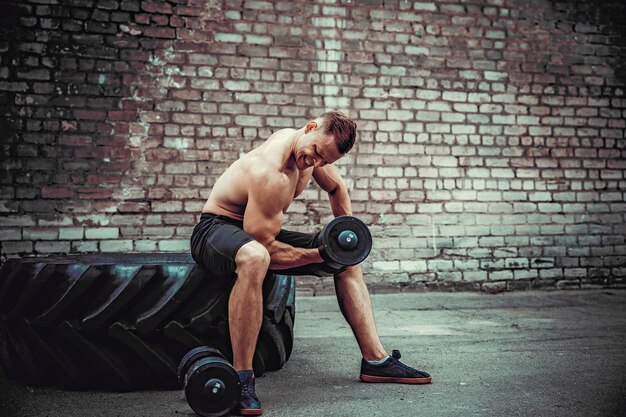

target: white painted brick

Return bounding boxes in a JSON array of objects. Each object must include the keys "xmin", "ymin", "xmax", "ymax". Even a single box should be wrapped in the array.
[
  {"xmin": 373, "ymin": 261, "xmax": 400, "ymax": 271},
  {"xmin": 416, "ymin": 90, "xmax": 441, "ymax": 100},
  {"xmin": 59, "ymin": 228, "xmax": 84, "ymax": 240},
  {"xmin": 514, "ymin": 269, "xmax": 538, "ymax": 279},
  {"xmin": 214, "ymin": 33, "xmax": 243, "ymax": 43},
  {"xmin": 100, "ymin": 240, "xmax": 133, "ymax": 252},
  {"xmin": 135, "ymin": 240, "xmax": 158, "ymax": 251},
  {"xmin": 35, "ymin": 241, "xmax": 70, "ymax": 254},
  {"xmin": 378, "ymin": 121, "xmax": 403, "ymax": 131},
  {"xmin": 464, "ymin": 270, "xmax": 489, "ymax": 281},
  {"xmin": 72, "ymin": 241, "xmax": 98, "ymax": 253},
  {"xmin": 432, "ymin": 156, "xmax": 458, "ymax": 167},
  {"xmin": 401, "ymin": 100, "xmax": 426, "ymax": 110},
  {"xmin": 387, "ymin": 110, "xmax": 414, "ymax": 121},
  {"xmin": 85, "ymin": 228, "xmax": 120, "ymax": 239},
  {"xmin": 479, "ymin": 236, "xmax": 504, "ymax": 246},
  {"xmin": 245, "ymin": 34, "xmax": 272, "ymax": 45},
  {"xmin": 377, "ymin": 167, "xmax": 403, "ymax": 177},
  {"xmin": 394, "ymin": 203, "xmax": 416, "ymax": 213},
  {"xmin": 427, "ymin": 190, "xmax": 452, "ymax": 200},
  {"xmin": 311, "ymin": 17, "xmax": 337, "ymax": 27},
  {"xmin": 492, "ymin": 168, "xmax": 515, "ymax": 178},
  {"xmin": 489, "ymin": 270, "xmax": 514, "ymax": 280},
  {"xmin": 442, "ymin": 91, "xmax": 467, "ymax": 102},
  {"xmin": 20, "ymin": 227, "xmax": 56, "ymax": 240},
  {"xmin": 452, "ymin": 190, "xmax": 477, "ymax": 200},
  {"xmin": 371, "ymin": 190, "xmax": 398, "ymax": 200},
  {"xmin": 159, "ymin": 240, "xmax": 190, "ymax": 251},
  {"xmin": 493, "ymin": 115, "xmax": 516, "ymax": 124},
  {"xmin": 405, "ymin": 46, "xmax": 429, "ymax": 55},
  {"xmin": 426, "ymin": 123, "xmax": 451, "ymax": 133},
  {"xmin": 400, "ymin": 260, "xmax": 427, "ymax": 272},
  {"xmin": 413, "ymin": 2, "xmax": 437, "ymax": 11},
  {"xmin": 477, "ymin": 191, "xmax": 502, "ymax": 201},
  {"xmin": 428, "ymin": 259, "xmax": 454, "ymax": 271},
  {"xmin": 442, "ymin": 112, "xmax": 466, "ymax": 123},
  {"xmin": 493, "ymin": 94, "xmax": 516, "ymax": 103},
  {"xmin": 538, "ymin": 203, "xmax": 562, "ymax": 213},
  {"xmin": 418, "ymin": 203, "xmax": 443, "ymax": 213}
]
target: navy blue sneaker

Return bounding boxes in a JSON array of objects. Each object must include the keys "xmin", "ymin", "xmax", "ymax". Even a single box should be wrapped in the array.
[
  {"xmin": 360, "ymin": 350, "xmax": 432, "ymax": 384},
  {"xmin": 237, "ymin": 370, "xmax": 263, "ymax": 416}
]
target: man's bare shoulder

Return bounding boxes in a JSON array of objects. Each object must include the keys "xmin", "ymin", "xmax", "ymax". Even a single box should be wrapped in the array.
[
  {"xmin": 267, "ymin": 128, "xmax": 297, "ymax": 140},
  {"xmin": 247, "ymin": 164, "xmax": 290, "ymax": 189}
]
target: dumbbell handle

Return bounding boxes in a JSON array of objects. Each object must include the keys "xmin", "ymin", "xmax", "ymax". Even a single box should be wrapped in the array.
[{"xmin": 318, "ymin": 244, "xmax": 343, "ymax": 269}]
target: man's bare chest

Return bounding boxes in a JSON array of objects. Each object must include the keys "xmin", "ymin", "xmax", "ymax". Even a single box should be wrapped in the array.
[{"xmin": 292, "ymin": 169, "xmax": 313, "ymax": 200}]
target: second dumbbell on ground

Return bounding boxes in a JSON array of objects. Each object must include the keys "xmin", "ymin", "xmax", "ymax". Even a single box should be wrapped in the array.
[{"xmin": 179, "ymin": 346, "xmax": 241, "ymax": 417}]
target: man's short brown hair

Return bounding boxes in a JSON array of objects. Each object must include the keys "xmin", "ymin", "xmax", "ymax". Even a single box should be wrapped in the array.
[{"xmin": 320, "ymin": 111, "xmax": 357, "ymax": 154}]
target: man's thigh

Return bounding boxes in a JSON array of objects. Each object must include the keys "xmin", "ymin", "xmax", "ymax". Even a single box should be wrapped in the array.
[{"xmin": 190, "ymin": 215, "xmax": 255, "ymax": 280}]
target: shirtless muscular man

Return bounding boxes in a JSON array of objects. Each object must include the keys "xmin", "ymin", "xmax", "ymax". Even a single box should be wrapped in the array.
[{"xmin": 190, "ymin": 111, "xmax": 431, "ymax": 415}]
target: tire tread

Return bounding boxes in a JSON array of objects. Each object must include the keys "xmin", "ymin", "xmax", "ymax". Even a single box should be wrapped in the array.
[{"xmin": 0, "ymin": 255, "xmax": 295, "ymax": 390}]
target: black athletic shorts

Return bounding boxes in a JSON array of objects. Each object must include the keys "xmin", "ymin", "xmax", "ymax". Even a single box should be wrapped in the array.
[{"xmin": 190, "ymin": 213, "xmax": 346, "ymax": 280}]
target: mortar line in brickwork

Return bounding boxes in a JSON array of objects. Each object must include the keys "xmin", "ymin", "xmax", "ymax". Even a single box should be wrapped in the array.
[
  {"xmin": 428, "ymin": 173, "xmax": 439, "ymax": 257},
  {"xmin": 432, "ymin": 216, "xmax": 437, "ymax": 257}
]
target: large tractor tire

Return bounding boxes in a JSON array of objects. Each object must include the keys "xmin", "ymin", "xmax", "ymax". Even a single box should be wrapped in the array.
[{"xmin": 0, "ymin": 254, "xmax": 295, "ymax": 390}]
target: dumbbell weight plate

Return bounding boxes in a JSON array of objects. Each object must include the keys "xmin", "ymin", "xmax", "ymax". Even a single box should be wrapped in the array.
[
  {"xmin": 185, "ymin": 357, "xmax": 241, "ymax": 417},
  {"xmin": 320, "ymin": 216, "xmax": 372, "ymax": 267},
  {"xmin": 178, "ymin": 346, "xmax": 227, "ymax": 386}
]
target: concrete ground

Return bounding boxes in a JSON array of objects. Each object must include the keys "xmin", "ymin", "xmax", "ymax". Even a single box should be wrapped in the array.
[{"xmin": 1, "ymin": 289, "xmax": 625, "ymax": 417}]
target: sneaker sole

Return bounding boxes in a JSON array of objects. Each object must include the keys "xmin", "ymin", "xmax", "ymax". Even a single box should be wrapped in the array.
[
  {"xmin": 360, "ymin": 374, "xmax": 432, "ymax": 384},
  {"xmin": 238, "ymin": 408, "xmax": 263, "ymax": 416}
]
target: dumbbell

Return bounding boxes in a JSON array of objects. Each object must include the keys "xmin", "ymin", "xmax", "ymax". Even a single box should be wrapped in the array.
[
  {"xmin": 178, "ymin": 346, "xmax": 241, "ymax": 417},
  {"xmin": 318, "ymin": 215, "xmax": 373, "ymax": 269}
]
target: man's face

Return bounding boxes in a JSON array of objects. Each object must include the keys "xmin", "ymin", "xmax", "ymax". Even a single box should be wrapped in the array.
[{"xmin": 296, "ymin": 123, "xmax": 343, "ymax": 170}]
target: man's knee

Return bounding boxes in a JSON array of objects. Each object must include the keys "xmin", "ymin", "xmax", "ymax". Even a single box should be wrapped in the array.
[
  {"xmin": 334, "ymin": 264, "xmax": 362, "ymax": 280},
  {"xmin": 235, "ymin": 241, "xmax": 270, "ymax": 276}
]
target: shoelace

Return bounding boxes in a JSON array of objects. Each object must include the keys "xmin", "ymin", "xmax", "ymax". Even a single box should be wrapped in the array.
[{"xmin": 241, "ymin": 380, "xmax": 256, "ymax": 397}]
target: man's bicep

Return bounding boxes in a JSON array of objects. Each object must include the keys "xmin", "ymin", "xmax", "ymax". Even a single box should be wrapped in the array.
[{"xmin": 243, "ymin": 187, "xmax": 283, "ymax": 246}]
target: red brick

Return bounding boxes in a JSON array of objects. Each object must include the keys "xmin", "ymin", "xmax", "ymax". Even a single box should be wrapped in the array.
[
  {"xmin": 108, "ymin": 110, "xmax": 137, "ymax": 121},
  {"xmin": 78, "ymin": 188, "xmax": 114, "ymax": 199},
  {"xmin": 42, "ymin": 187, "xmax": 75, "ymax": 199},
  {"xmin": 175, "ymin": 6, "xmax": 204, "ymax": 16},
  {"xmin": 142, "ymin": 1, "xmax": 173, "ymax": 14},
  {"xmin": 143, "ymin": 27, "xmax": 176, "ymax": 38},
  {"xmin": 151, "ymin": 14, "xmax": 169, "ymax": 25},
  {"xmin": 87, "ymin": 174, "xmax": 122, "ymax": 185},
  {"xmin": 118, "ymin": 202, "xmax": 151, "ymax": 213}
]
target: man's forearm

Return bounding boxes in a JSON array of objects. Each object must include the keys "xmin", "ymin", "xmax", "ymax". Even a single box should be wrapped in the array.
[
  {"xmin": 266, "ymin": 239, "xmax": 323, "ymax": 270},
  {"xmin": 329, "ymin": 187, "xmax": 352, "ymax": 217}
]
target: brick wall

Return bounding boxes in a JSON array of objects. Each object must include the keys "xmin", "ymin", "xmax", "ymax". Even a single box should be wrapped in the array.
[{"xmin": 1, "ymin": 0, "xmax": 625, "ymax": 294}]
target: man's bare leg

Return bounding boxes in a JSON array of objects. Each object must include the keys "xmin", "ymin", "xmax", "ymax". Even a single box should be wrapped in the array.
[
  {"xmin": 334, "ymin": 265, "xmax": 388, "ymax": 361},
  {"xmin": 229, "ymin": 241, "xmax": 271, "ymax": 371},
  {"xmin": 335, "ymin": 264, "xmax": 433, "ymax": 384}
]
